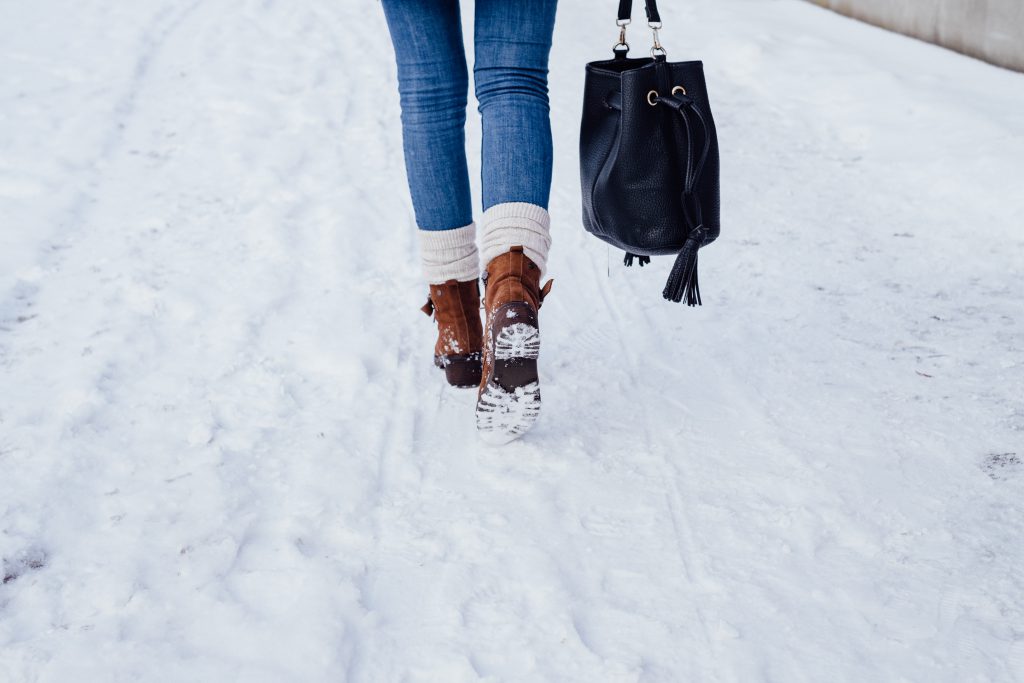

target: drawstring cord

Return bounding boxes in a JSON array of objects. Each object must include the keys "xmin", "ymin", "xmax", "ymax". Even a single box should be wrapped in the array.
[{"xmin": 652, "ymin": 91, "xmax": 711, "ymax": 304}]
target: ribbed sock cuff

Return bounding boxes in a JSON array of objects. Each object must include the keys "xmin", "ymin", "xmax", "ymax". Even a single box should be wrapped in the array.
[
  {"xmin": 419, "ymin": 223, "xmax": 480, "ymax": 284},
  {"xmin": 480, "ymin": 203, "xmax": 552, "ymax": 278}
]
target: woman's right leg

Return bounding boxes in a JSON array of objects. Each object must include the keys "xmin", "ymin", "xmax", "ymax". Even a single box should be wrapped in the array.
[
  {"xmin": 382, "ymin": 0, "xmax": 483, "ymax": 387},
  {"xmin": 471, "ymin": 0, "xmax": 558, "ymax": 443}
]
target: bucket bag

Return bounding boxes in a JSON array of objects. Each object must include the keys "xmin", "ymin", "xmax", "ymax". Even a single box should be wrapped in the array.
[{"xmin": 580, "ymin": 0, "xmax": 720, "ymax": 304}]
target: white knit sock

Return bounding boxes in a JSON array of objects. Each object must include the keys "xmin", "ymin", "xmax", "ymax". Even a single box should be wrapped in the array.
[
  {"xmin": 419, "ymin": 223, "xmax": 480, "ymax": 284},
  {"xmin": 479, "ymin": 202, "xmax": 552, "ymax": 278}
]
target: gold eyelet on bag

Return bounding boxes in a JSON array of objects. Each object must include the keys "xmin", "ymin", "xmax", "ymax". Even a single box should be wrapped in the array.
[
  {"xmin": 672, "ymin": 85, "xmax": 687, "ymax": 96},
  {"xmin": 647, "ymin": 89, "xmax": 659, "ymax": 106}
]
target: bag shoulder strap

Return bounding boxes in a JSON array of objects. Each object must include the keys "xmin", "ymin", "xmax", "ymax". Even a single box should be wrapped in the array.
[{"xmin": 617, "ymin": 0, "xmax": 661, "ymax": 25}]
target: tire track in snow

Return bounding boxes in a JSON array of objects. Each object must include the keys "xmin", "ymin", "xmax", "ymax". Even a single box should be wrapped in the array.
[
  {"xmin": 0, "ymin": 2, "xmax": 206, "ymax": 413},
  {"xmin": 3, "ymin": 0, "xmax": 202, "ymax": 282},
  {"xmin": 590, "ymin": 254, "xmax": 725, "ymax": 672}
]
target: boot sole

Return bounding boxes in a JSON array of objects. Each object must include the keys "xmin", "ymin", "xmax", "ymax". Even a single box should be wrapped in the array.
[
  {"xmin": 434, "ymin": 354, "xmax": 482, "ymax": 388},
  {"xmin": 476, "ymin": 304, "xmax": 541, "ymax": 444}
]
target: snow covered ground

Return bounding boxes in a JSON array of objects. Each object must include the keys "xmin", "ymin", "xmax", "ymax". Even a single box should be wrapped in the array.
[{"xmin": 2, "ymin": 0, "xmax": 1023, "ymax": 680}]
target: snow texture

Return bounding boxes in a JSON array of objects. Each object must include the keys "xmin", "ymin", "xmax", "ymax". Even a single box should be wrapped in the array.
[{"xmin": 2, "ymin": 0, "xmax": 1023, "ymax": 681}]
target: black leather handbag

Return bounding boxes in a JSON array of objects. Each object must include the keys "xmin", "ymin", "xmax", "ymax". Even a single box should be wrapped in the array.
[{"xmin": 580, "ymin": 0, "xmax": 720, "ymax": 304}]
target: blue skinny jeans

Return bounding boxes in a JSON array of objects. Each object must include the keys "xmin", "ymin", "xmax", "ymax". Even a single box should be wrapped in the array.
[{"xmin": 381, "ymin": 0, "xmax": 558, "ymax": 231}]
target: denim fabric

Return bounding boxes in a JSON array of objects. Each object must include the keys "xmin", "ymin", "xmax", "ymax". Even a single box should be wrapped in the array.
[{"xmin": 382, "ymin": 0, "xmax": 558, "ymax": 231}]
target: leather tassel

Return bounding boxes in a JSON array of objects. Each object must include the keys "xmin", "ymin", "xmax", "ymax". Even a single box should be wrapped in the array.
[
  {"xmin": 623, "ymin": 252, "xmax": 651, "ymax": 268},
  {"xmin": 662, "ymin": 230, "xmax": 705, "ymax": 305}
]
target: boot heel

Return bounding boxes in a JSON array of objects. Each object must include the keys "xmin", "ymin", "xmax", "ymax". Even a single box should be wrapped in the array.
[
  {"xmin": 493, "ymin": 322, "xmax": 540, "ymax": 362},
  {"xmin": 476, "ymin": 302, "xmax": 542, "ymax": 444},
  {"xmin": 442, "ymin": 355, "xmax": 482, "ymax": 388}
]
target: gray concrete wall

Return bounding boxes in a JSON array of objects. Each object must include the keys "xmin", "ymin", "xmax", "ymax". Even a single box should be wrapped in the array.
[{"xmin": 809, "ymin": 0, "xmax": 1024, "ymax": 72}]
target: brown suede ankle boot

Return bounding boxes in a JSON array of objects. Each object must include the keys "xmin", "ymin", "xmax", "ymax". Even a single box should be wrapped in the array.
[
  {"xmin": 476, "ymin": 246, "xmax": 553, "ymax": 444},
  {"xmin": 421, "ymin": 279, "xmax": 483, "ymax": 388}
]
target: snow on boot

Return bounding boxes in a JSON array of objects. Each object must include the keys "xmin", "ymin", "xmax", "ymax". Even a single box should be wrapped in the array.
[
  {"xmin": 421, "ymin": 279, "xmax": 483, "ymax": 388},
  {"xmin": 476, "ymin": 246, "xmax": 553, "ymax": 444}
]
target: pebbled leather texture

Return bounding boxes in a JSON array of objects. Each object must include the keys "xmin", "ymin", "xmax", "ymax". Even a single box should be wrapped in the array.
[{"xmin": 580, "ymin": 56, "xmax": 720, "ymax": 257}]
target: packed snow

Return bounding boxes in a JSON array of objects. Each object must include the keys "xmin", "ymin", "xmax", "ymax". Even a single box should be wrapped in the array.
[{"xmin": 2, "ymin": 0, "xmax": 1023, "ymax": 680}]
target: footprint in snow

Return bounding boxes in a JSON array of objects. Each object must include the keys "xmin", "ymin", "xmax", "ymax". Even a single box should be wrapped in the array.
[
  {"xmin": 981, "ymin": 452, "xmax": 1021, "ymax": 481},
  {"xmin": 2, "ymin": 547, "xmax": 48, "ymax": 585}
]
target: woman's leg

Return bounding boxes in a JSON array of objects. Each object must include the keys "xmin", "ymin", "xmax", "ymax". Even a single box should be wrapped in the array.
[
  {"xmin": 472, "ymin": 0, "xmax": 558, "ymax": 443},
  {"xmin": 474, "ymin": 0, "xmax": 558, "ymax": 278},
  {"xmin": 382, "ymin": 0, "xmax": 482, "ymax": 388},
  {"xmin": 381, "ymin": 0, "xmax": 478, "ymax": 284}
]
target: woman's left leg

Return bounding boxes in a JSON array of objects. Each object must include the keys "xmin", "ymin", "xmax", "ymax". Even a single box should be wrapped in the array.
[
  {"xmin": 381, "ymin": 0, "xmax": 473, "ymax": 235},
  {"xmin": 381, "ymin": 0, "xmax": 484, "ymax": 388}
]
